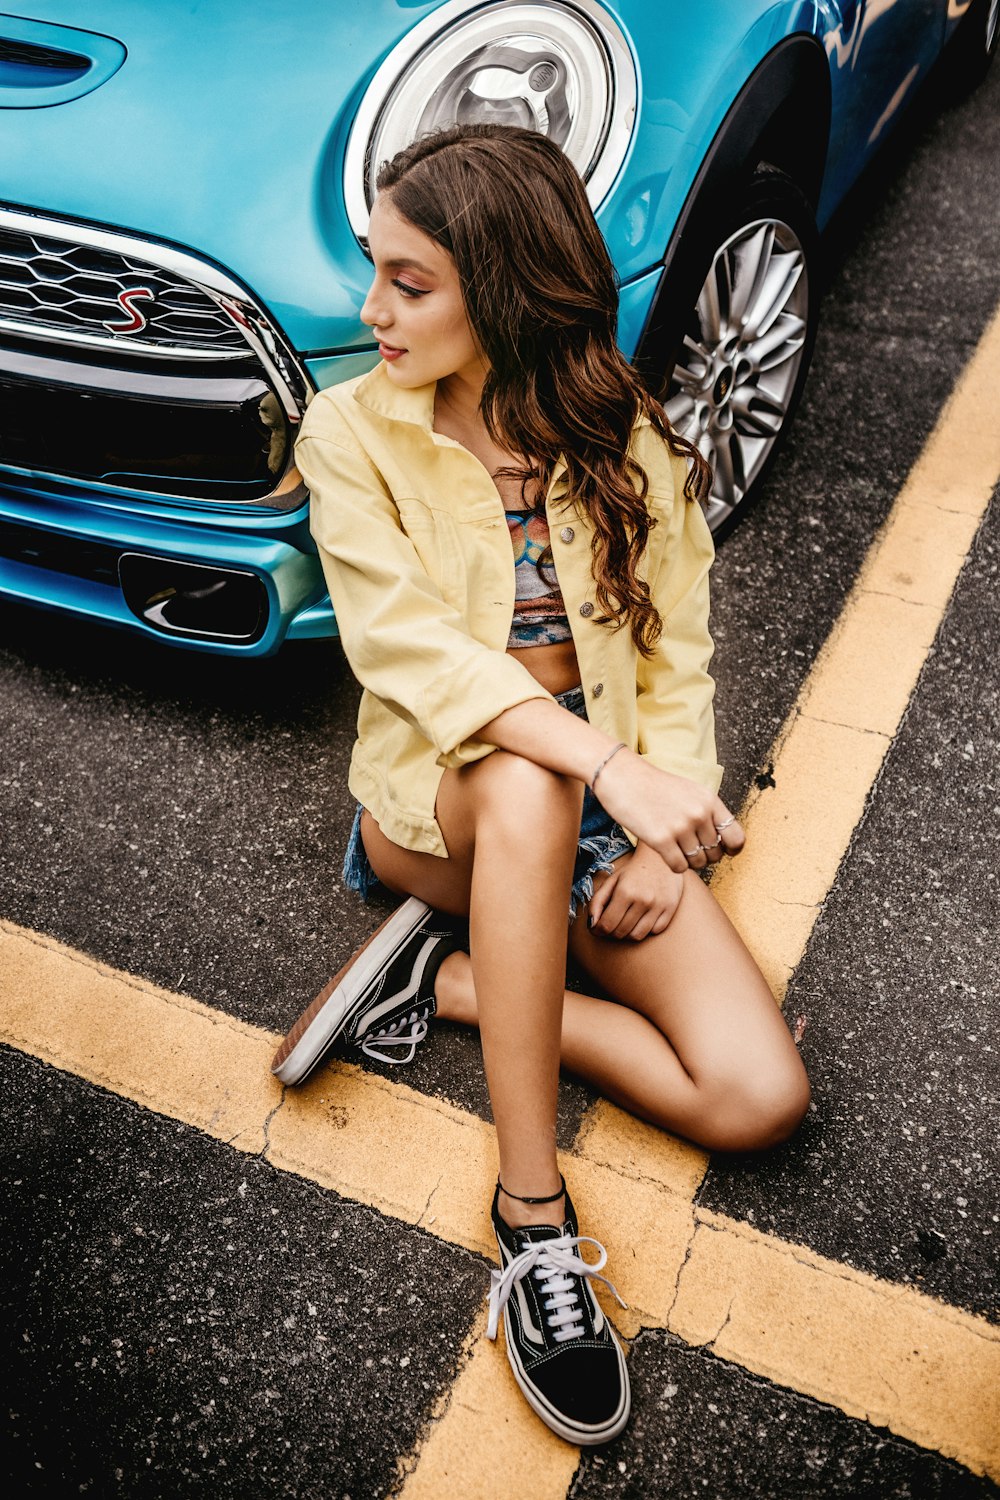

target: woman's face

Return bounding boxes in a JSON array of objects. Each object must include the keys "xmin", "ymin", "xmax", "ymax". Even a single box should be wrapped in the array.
[{"xmin": 360, "ymin": 196, "xmax": 485, "ymax": 391}]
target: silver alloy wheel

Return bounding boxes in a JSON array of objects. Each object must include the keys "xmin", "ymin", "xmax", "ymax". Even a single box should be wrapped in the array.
[{"xmin": 664, "ymin": 217, "xmax": 809, "ymax": 532}]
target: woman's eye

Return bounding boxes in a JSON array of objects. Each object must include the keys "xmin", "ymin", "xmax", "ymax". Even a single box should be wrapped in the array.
[{"xmin": 392, "ymin": 279, "xmax": 428, "ymax": 298}]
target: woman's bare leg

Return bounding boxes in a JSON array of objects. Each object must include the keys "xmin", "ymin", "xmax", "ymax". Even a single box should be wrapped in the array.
[
  {"xmin": 361, "ymin": 752, "xmax": 583, "ymax": 1227},
  {"xmin": 431, "ymin": 872, "xmax": 809, "ymax": 1153},
  {"xmin": 570, "ymin": 872, "xmax": 809, "ymax": 1149}
]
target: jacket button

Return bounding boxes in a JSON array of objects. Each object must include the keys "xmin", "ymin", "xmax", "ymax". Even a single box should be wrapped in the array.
[
  {"xmin": 592, "ymin": 682, "xmax": 604, "ymax": 698},
  {"xmin": 560, "ymin": 526, "xmax": 575, "ymax": 543},
  {"xmin": 579, "ymin": 601, "xmax": 594, "ymax": 617}
]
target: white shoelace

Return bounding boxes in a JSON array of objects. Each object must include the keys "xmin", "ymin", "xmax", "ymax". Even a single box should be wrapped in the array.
[
  {"xmin": 487, "ymin": 1232, "xmax": 626, "ymax": 1344},
  {"xmin": 360, "ymin": 1009, "xmax": 430, "ymax": 1065}
]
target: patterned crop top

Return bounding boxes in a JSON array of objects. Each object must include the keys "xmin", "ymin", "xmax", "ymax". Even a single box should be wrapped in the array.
[{"xmin": 505, "ymin": 508, "xmax": 573, "ymax": 649}]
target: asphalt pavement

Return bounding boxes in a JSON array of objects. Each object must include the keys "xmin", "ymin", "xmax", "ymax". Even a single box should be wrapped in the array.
[{"xmin": 2, "ymin": 48, "xmax": 999, "ymax": 1500}]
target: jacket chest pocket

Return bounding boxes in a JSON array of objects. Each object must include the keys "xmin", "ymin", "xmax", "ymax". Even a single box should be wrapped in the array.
[{"xmin": 396, "ymin": 497, "xmax": 467, "ymax": 616}]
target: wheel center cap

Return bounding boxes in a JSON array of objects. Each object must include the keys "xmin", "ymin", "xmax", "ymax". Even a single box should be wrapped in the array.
[{"xmin": 712, "ymin": 364, "xmax": 734, "ymax": 406}]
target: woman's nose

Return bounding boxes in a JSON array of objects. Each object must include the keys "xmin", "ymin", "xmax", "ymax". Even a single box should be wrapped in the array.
[{"xmin": 360, "ymin": 282, "xmax": 387, "ymax": 330}]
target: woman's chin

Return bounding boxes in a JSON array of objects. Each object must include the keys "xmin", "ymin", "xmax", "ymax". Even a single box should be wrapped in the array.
[{"xmin": 381, "ymin": 357, "xmax": 421, "ymax": 386}]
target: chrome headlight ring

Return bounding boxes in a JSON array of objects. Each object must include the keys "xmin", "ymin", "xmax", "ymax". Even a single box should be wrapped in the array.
[{"xmin": 344, "ymin": 0, "xmax": 637, "ymax": 240}]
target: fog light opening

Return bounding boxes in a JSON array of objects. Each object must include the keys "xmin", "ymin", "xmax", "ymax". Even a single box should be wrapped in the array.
[{"xmin": 118, "ymin": 553, "xmax": 268, "ymax": 644}]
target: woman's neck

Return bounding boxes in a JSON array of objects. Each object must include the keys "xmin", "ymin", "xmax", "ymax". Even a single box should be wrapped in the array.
[
  {"xmin": 433, "ymin": 374, "xmax": 541, "ymax": 508},
  {"xmin": 433, "ymin": 369, "xmax": 486, "ymax": 441}
]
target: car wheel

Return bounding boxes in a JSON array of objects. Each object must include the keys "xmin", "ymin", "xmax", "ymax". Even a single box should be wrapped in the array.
[
  {"xmin": 949, "ymin": 0, "xmax": 1000, "ymax": 89},
  {"xmin": 662, "ymin": 168, "xmax": 818, "ymax": 538}
]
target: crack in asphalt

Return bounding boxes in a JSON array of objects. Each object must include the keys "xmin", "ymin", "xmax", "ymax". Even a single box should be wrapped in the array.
[
  {"xmin": 799, "ymin": 712, "xmax": 893, "ymax": 740},
  {"xmin": 260, "ymin": 1086, "xmax": 286, "ymax": 1158},
  {"xmin": 418, "ymin": 1174, "xmax": 444, "ymax": 1228},
  {"xmin": 707, "ymin": 1296, "xmax": 736, "ymax": 1350},
  {"xmin": 664, "ymin": 1215, "xmax": 700, "ymax": 1331}
]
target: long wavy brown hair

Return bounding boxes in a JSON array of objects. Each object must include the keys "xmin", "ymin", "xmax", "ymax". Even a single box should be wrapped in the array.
[{"xmin": 375, "ymin": 124, "xmax": 711, "ymax": 655}]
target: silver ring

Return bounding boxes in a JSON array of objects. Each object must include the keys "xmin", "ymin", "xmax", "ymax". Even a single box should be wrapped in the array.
[
  {"xmin": 683, "ymin": 844, "xmax": 705, "ymax": 859},
  {"xmin": 714, "ymin": 816, "xmax": 736, "ymax": 832},
  {"xmin": 703, "ymin": 837, "xmax": 723, "ymax": 851}
]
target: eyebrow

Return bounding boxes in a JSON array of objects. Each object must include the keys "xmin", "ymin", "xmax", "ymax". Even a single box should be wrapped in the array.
[{"xmin": 384, "ymin": 256, "xmax": 437, "ymax": 277}]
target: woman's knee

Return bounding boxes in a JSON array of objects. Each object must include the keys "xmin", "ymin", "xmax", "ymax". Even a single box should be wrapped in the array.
[
  {"xmin": 698, "ymin": 1055, "xmax": 811, "ymax": 1153},
  {"xmin": 472, "ymin": 751, "xmax": 583, "ymax": 830}
]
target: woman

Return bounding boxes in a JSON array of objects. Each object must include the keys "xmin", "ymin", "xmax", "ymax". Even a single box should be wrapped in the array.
[{"xmin": 273, "ymin": 124, "xmax": 809, "ymax": 1446}]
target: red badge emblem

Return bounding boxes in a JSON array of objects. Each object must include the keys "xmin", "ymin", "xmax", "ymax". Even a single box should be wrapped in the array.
[{"xmin": 103, "ymin": 287, "xmax": 154, "ymax": 334}]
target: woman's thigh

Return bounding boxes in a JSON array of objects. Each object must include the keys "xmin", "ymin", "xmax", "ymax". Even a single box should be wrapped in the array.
[
  {"xmin": 360, "ymin": 802, "xmax": 473, "ymax": 915},
  {"xmin": 569, "ymin": 871, "xmax": 808, "ymax": 1099}
]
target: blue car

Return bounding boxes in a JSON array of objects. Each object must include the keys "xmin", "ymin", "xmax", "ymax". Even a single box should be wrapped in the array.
[{"xmin": 1, "ymin": 1, "xmax": 995, "ymax": 654}]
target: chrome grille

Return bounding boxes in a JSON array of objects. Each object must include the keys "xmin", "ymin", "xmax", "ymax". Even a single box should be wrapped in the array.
[
  {"xmin": 0, "ymin": 206, "xmax": 312, "ymax": 509},
  {"xmin": 0, "ymin": 221, "xmax": 247, "ymax": 352}
]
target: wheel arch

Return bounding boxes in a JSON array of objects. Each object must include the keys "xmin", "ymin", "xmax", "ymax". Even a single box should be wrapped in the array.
[{"xmin": 634, "ymin": 33, "xmax": 830, "ymax": 390}]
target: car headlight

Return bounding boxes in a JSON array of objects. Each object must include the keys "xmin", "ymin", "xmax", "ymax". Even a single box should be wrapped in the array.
[{"xmin": 344, "ymin": 0, "xmax": 637, "ymax": 239}]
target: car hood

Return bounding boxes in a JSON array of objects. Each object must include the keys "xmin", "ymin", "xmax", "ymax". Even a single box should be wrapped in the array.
[{"xmin": 0, "ymin": 0, "xmax": 432, "ymax": 355}]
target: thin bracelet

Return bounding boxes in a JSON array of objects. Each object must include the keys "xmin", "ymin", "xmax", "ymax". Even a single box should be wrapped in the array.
[
  {"xmin": 497, "ymin": 1173, "xmax": 566, "ymax": 1205},
  {"xmin": 590, "ymin": 741, "xmax": 627, "ymax": 791}
]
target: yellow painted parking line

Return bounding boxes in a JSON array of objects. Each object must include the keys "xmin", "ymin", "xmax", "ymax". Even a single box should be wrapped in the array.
[
  {"xmin": 396, "ymin": 1306, "xmax": 581, "ymax": 1500},
  {"xmin": 711, "ymin": 298, "xmax": 1000, "ymax": 997},
  {"xmin": 670, "ymin": 1211, "xmax": 1000, "ymax": 1481},
  {"xmin": 3, "ymin": 917, "xmax": 999, "ymax": 1482},
  {"xmin": 574, "ymin": 1096, "xmax": 708, "ymax": 1201},
  {"xmin": 0, "ymin": 918, "xmax": 271, "ymax": 1153},
  {"xmin": 0, "ymin": 919, "xmax": 695, "ymax": 1312},
  {"xmin": 715, "ymin": 714, "xmax": 891, "ymax": 996},
  {"xmin": 4, "ymin": 304, "xmax": 1000, "ymax": 1494}
]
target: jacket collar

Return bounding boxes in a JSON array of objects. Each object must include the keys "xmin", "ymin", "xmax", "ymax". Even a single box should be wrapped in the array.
[
  {"xmin": 351, "ymin": 361, "xmax": 594, "ymax": 492},
  {"xmin": 353, "ymin": 362, "xmax": 436, "ymax": 431},
  {"xmin": 353, "ymin": 355, "xmax": 652, "ymax": 437}
]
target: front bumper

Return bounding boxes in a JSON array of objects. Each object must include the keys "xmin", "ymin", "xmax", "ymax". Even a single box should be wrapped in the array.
[{"xmin": 0, "ymin": 478, "xmax": 334, "ymax": 655}]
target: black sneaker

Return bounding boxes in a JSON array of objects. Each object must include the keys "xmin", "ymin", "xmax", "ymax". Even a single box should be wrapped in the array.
[
  {"xmin": 487, "ymin": 1183, "xmax": 630, "ymax": 1446},
  {"xmin": 271, "ymin": 897, "xmax": 457, "ymax": 1084}
]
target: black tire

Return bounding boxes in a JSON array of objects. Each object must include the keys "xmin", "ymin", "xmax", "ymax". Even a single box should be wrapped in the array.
[
  {"xmin": 947, "ymin": 0, "xmax": 999, "ymax": 93},
  {"xmin": 657, "ymin": 167, "xmax": 819, "ymax": 540}
]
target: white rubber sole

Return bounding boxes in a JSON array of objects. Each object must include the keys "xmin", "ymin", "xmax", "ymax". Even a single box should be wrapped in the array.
[
  {"xmin": 502, "ymin": 1311, "xmax": 631, "ymax": 1446},
  {"xmin": 271, "ymin": 896, "xmax": 431, "ymax": 1085}
]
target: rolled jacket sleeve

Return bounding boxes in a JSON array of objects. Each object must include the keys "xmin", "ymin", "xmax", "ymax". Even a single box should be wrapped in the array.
[
  {"xmin": 299, "ymin": 431, "xmax": 551, "ymax": 766},
  {"xmin": 635, "ymin": 452, "xmax": 723, "ymax": 793}
]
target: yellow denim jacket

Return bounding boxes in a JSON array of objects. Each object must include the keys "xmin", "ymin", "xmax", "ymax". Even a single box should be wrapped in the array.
[{"xmin": 297, "ymin": 364, "xmax": 722, "ymax": 859}]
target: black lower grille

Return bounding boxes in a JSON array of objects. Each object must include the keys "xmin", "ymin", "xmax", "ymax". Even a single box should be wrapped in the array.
[
  {"xmin": 0, "ymin": 520, "xmax": 270, "ymax": 644},
  {"xmin": 0, "ymin": 341, "xmax": 287, "ymax": 501},
  {"xmin": 0, "ymin": 516, "xmax": 121, "ymax": 584}
]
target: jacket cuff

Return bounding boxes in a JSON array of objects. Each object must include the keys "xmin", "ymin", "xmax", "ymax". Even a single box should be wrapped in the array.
[{"xmin": 417, "ymin": 651, "xmax": 553, "ymax": 766}]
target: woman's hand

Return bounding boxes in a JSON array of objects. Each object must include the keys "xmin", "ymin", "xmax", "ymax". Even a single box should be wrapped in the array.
[
  {"xmin": 593, "ymin": 749, "xmax": 744, "ymax": 873},
  {"xmin": 587, "ymin": 842, "xmax": 685, "ymax": 940},
  {"xmin": 477, "ymin": 698, "xmax": 742, "ymax": 872}
]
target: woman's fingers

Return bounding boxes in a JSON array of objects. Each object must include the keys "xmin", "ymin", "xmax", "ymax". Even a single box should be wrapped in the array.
[
  {"xmin": 678, "ymin": 794, "xmax": 734, "ymax": 870},
  {"xmin": 626, "ymin": 908, "xmax": 660, "ymax": 942},
  {"xmin": 710, "ymin": 807, "xmax": 745, "ymax": 859},
  {"xmin": 663, "ymin": 838, "xmax": 693, "ymax": 874},
  {"xmin": 678, "ymin": 830, "xmax": 709, "ymax": 871},
  {"xmin": 591, "ymin": 884, "xmax": 636, "ymax": 938},
  {"xmin": 697, "ymin": 816, "xmax": 726, "ymax": 866},
  {"xmin": 586, "ymin": 869, "xmax": 617, "ymax": 927},
  {"xmin": 594, "ymin": 753, "xmax": 745, "ymax": 871},
  {"xmin": 676, "ymin": 805, "xmax": 744, "ymax": 870},
  {"xmin": 594, "ymin": 896, "xmax": 653, "ymax": 941},
  {"xmin": 717, "ymin": 814, "xmax": 745, "ymax": 857},
  {"xmin": 611, "ymin": 905, "xmax": 641, "ymax": 939}
]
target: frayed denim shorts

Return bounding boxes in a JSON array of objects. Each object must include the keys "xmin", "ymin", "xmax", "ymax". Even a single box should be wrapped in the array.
[{"xmin": 342, "ymin": 684, "xmax": 633, "ymax": 921}]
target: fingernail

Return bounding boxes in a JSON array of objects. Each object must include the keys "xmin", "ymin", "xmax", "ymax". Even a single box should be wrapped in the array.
[{"xmin": 587, "ymin": 915, "xmax": 596, "ymax": 929}]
